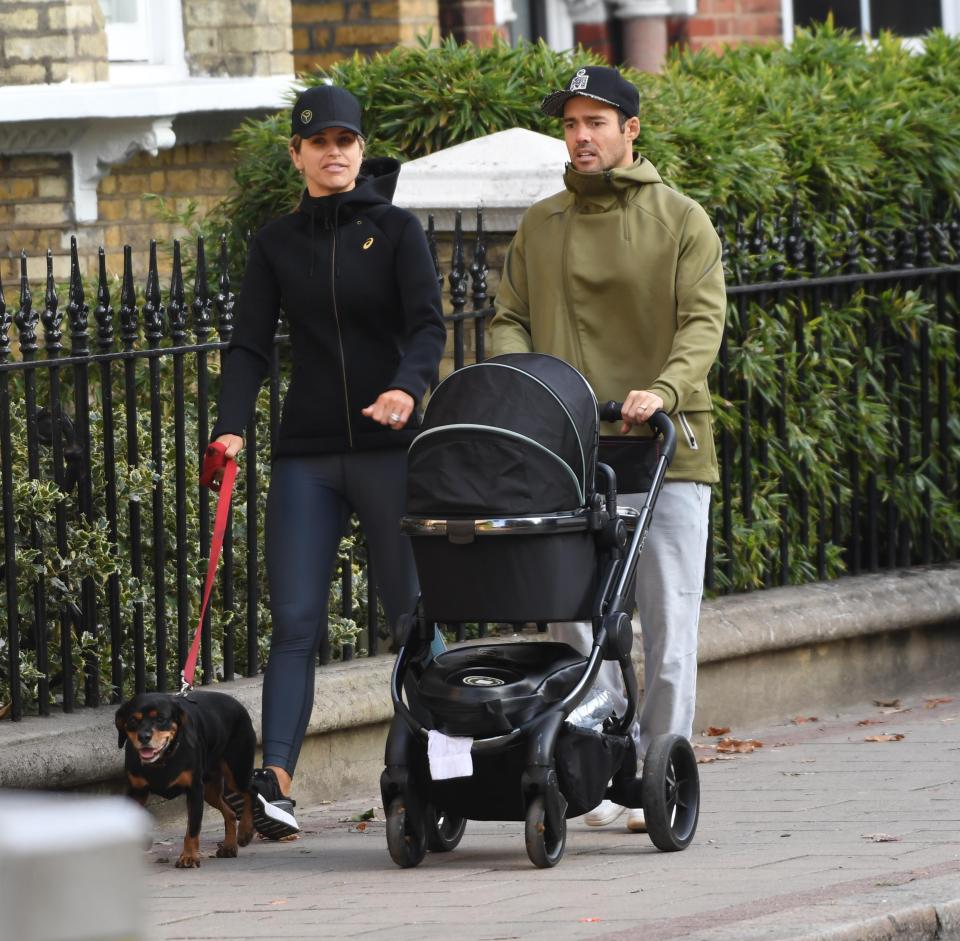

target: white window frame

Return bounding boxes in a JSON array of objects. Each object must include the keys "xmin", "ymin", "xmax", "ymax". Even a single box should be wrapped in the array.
[
  {"xmin": 781, "ymin": 0, "xmax": 960, "ymax": 44},
  {"xmin": 100, "ymin": 0, "xmax": 187, "ymax": 81}
]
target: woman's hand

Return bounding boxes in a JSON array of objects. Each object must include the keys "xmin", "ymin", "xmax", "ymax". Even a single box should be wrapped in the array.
[
  {"xmin": 362, "ymin": 390, "xmax": 415, "ymax": 429},
  {"xmin": 206, "ymin": 433, "xmax": 244, "ymax": 487}
]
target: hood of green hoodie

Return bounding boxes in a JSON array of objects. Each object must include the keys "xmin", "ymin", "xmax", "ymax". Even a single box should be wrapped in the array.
[{"xmin": 563, "ymin": 155, "xmax": 662, "ymax": 199}]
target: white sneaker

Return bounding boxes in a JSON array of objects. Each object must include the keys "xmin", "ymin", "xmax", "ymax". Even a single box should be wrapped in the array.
[
  {"xmin": 584, "ymin": 800, "xmax": 626, "ymax": 827},
  {"xmin": 626, "ymin": 808, "xmax": 647, "ymax": 832}
]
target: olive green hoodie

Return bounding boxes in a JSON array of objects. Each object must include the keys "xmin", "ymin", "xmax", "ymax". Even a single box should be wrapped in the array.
[{"xmin": 491, "ymin": 156, "xmax": 726, "ymax": 484}]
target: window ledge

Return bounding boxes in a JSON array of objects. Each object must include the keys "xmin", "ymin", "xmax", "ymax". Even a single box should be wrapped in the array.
[{"xmin": 0, "ymin": 74, "xmax": 296, "ymax": 223}]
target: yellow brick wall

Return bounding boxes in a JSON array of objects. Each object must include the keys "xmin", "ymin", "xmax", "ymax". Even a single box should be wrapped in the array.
[
  {"xmin": 0, "ymin": 143, "xmax": 236, "ymax": 291},
  {"xmin": 293, "ymin": 0, "xmax": 438, "ymax": 74},
  {"xmin": 0, "ymin": 0, "xmax": 108, "ymax": 85}
]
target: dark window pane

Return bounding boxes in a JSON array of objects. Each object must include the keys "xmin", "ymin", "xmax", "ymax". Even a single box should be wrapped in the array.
[
  {"xmin": 793, "ymin": 1, "xmax": 862, "ymax": 31},
  {"xmin": 870, "ymin": 0, "xmax": 941, "ymax": 34}
]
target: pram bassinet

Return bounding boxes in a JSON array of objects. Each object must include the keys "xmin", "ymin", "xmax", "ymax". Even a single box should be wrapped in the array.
[
  {"xmin": 381, "ymin": 353, "xmax": 700, "ymax": 869},
  {"xmin": 404, "ymin": 353, "xmax": 604, "ymax": 623}
]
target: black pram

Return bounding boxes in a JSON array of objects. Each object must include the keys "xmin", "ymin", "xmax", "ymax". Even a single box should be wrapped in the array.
[{"xmin": 380, "ymin": 353, "xmax": 700, "ymax": 868}]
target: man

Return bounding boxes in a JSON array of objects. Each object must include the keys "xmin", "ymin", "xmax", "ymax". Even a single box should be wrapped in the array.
[{"xmin": 491, "ymin": 65, "xmax": 725, "ymax": 831}]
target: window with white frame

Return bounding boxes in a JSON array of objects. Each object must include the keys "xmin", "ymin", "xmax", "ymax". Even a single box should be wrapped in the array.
[
  {"xmin": 98, "ymin": 0, "xmax": 186, "ymax": 74},
  {"xmin": 782, "ymin": 0, "xmax": 960, "ymax": 43}
]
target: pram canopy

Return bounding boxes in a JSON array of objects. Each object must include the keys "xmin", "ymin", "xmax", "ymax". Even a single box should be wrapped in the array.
[{"xmin": 406, "ymin": 353, "xmax": 599, "ymax": 517}]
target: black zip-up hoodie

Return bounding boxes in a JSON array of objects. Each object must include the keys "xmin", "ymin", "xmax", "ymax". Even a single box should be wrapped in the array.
[{"xmin": 211, "ymin": 157, "xmax": 446, "ymax": 455}]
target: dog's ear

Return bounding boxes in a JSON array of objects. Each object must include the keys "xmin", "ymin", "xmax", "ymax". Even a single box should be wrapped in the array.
[{"xmin": 115, "ymin": 706, "xmax": 128, "ymax": 749}]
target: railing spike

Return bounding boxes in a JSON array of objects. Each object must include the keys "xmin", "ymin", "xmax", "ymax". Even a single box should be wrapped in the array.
[
  {"xmin": 215, "ymin": 232, "xmax": 235, "ymax": 342},
  {"xmin": 94, "ymin": 247, "xmax": 115, "ymax": 351},
  {"xmin": 192, "ymin": 235, "xmax": 212, "ymax": 340},
  {"xmin": 168, "ymin": 240, "xmax": 187, "ymax": 343},
  {"xmin": 16, "ymin": 250, "xmax": 37, "ymax": 356},
  {"xmin": 42, "ymin": 249, "xmax": 63, "ymax": 354},
  {"xmin": 144, "ymin": 240, "xmax": 165, "ymax": 345},
  {"xmin": 67, "ymin": 236, "xmax": 90, "ymax": 355},
  {"xmin": 119, "ymin": 244, "xmax": 139, "ymax": 348}
]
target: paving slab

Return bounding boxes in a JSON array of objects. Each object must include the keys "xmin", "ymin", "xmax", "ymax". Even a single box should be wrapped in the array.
[{"xmin": 123, "ymin": 685, "xmax": 960, "ymax": 941}]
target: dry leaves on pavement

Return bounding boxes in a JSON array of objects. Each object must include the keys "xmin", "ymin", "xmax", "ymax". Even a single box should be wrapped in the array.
[
  {"xmin": 716, "ymin": 737, "xmax": 764, "ymax": 754},
  {"xmin": 925, "ymin": 696, "xmax": 954, "ymax": 709},
  {"xmin": 864, "ymin": 733, "xmax": 905, "ymax": 742},
  {"xmin": 702, "ymin": 726, "xmax": 731, "ymax": 737},
  {"xmin": 874, "ymin": 698, "xmax": 901, "ymax": 708},
  {"xmin": 791, "ymin": 716, "xmax": 818, "ymax": 724}
]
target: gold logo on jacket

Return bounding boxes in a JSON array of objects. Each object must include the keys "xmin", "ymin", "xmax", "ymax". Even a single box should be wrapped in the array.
[{"xmin": 362, "ymin": 237, "xmax": 374, "ymax": 250}]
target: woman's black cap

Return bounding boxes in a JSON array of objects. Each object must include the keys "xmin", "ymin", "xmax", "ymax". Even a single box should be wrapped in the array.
[
  {"xmin": 541, "ymin": 66, "xmax": 640, "ymax": 119},
  {"xmin": 292, "ymin": 84, "xmax": 363, "ymax": 138}
]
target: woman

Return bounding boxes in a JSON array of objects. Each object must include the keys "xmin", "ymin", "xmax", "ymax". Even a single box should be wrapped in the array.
[{"xmin": 209, "ymin": 84, "xmax": 446, "ymax": 839}]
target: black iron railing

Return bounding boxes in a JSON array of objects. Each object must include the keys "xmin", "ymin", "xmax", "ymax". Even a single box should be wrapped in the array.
[{"xmin": 1, "ymin": 206, "xmax": 958, "ymax": 720}]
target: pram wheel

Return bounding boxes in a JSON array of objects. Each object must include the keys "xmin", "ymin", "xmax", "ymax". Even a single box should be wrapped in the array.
[
  {"xmin": 524, "ymin": 795, "xmax": 566, "ymax": 868},
  {"xmin": 426, "ymin": 805, "xmax": 466, "ymax": 852},
  {"xmin": 386, "ymin": 796, "xmax": 427, "ymax": 868},
  {"xmin": 640, "ymin": 733, "xmax": 700, "ymax": 852}
]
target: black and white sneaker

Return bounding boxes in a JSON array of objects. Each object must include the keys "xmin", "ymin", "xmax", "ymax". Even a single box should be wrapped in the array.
[{"xmin": 242, "ymin": 768, "xmax": 300, "ymax": 840}]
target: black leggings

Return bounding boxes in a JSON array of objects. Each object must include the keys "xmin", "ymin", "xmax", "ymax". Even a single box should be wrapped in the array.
[{"xmin": 261, "ymin": 450, "xmax": 418, "ymax": 773}]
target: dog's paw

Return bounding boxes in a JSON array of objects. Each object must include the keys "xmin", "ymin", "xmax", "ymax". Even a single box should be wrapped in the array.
[
  {"xmin": 175, "ymin": 853, "xmax": 201, "ymax": 869},
  {"xmin": 238, "ymin": 827, "xmax": 254, "ymax": 848},
  {"xmin": 215, "ymin": 842, "xmax": 238, "ymax": 859}
]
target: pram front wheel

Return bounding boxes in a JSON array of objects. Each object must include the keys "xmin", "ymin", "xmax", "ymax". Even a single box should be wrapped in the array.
[
  {"xmin": 641, "ymin": 733, "xmax": 700, "ymax": 852},
  {"xmin": 386, "ymin": 796, "xmax": 427, "ymax": 868},
  {"xmin": 524, "ymin": 795, "xmax": 566, "ymax": 868},
  {"xmin": 426, "ymin": 805, "xmax": 466, "ymax": 852}
]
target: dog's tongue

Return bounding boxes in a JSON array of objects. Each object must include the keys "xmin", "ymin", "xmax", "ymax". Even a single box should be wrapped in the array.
[{"xmin": 140, "ymin": 747, "xmax": 157, "ymax": 760}]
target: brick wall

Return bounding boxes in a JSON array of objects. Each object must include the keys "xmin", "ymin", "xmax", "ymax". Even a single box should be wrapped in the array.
[
  {"xmin": 0, "ymin": 143, "xmax": 237, "ymax": 288},
  {"xmin": 0, "ymin": 0, "xmax": 108, "ymax": 85},
  {"xmin": 437, "ymin": 0, "xmax": 500, "ymax": 46},
  {"xmin": 682, "ymin": 0, "xmax": 781, "ymax": 51},
  {"xmin": 182, "ymin": 0, "xmax": 294, "ymax": 77},
  {"xmin": 293, "ymin": 0, "xmax": 439, "ymax": 72}
]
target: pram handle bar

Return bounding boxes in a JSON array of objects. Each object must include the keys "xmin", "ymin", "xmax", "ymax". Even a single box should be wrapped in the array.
[{"xmin": 598, "ymin": 403, "xmax": 678, "ymax": 465}]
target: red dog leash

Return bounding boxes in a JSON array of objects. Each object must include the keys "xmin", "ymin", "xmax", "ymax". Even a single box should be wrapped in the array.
[{"xmin": 181, "ymin": 442, "xmax": 238, "ymax": 694}]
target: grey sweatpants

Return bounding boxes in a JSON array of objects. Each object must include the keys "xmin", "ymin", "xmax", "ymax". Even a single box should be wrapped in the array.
[{"xmin": 551, "ymin": 480, "xmax": 711, "ymax": 758}]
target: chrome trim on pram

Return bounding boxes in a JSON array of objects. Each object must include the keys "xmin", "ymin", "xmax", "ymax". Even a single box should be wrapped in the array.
[{"xmin": 401, "ymin": 509, "xmax": 592, "ymax": 537}]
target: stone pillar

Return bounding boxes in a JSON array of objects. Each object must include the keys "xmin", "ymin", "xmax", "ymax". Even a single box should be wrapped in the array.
[
  {"xmin": 438, "ymin": 0, "xmax": 500, "ymax": 45},
  {"xmin": 613, "ymin": 0, "xmax": 695, "ymax": 73},
  {"xmin": 563, "ymin": 0, "xmax": 614, "ymax": 62}
]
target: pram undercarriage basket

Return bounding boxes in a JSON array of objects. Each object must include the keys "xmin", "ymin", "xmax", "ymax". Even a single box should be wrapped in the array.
[{"xmin": 380, "ymin": 353, "xmax": 700, "ymax": 868}]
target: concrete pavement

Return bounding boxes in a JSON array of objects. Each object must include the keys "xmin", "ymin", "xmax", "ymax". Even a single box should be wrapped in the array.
[{"xmin": 135, "ymin": 685, "xmax": 960, "ymax": 941}]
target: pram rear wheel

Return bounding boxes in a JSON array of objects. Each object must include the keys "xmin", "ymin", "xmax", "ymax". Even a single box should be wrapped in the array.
[
  {"xmin": 386, "ymin": 796, "xmax": 427, "ymax": 868},
  {"xmin": 641, "ymin": 733, "xmax": 700, "ymax": 852},
  {"xmin": 524, "ymin": 795, "xmax": 566, "ymax": 868},
  {"xmin": 426, "ymin": 805, "xmax": 466, "ymax": 852}
]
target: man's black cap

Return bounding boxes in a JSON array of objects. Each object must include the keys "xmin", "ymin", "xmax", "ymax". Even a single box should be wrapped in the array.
[
  {"xmin": 541, "ymin": 66, "xmax": 640, "ymax": 119},
  {"xmin": 291, "ymin": 84, "xmax": 363, "ymax": 138}
]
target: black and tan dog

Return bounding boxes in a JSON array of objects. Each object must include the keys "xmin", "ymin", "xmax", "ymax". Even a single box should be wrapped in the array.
[{"xmin": 115, "ymin": 691, "xmax": 256, "ymax": 868}]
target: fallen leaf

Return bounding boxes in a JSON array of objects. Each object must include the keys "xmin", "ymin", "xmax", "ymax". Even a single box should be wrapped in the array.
[
  {"xmin": 791, "ymin": 716, "xmax": 818, "ymax": 724},
  {"xmin": 864, "ymin": 734, "xmax": 905, "ymax": 743},
  {"xmin": 354, "ymin": 822, "xmax": 368, "ymax": 833},
  {"xmin": 693, "ymin": 742, "xmax": 716, "ymax": 751},
  {"xmin": 862, "ymin": 833, "xmax": 901, "ymax": 843},
  {"xmin": 716, "ymin": 737, "xmax": 763, "ymax": 754},
  {"xmin": 925, "ymin": 697, "xmax": 954, "ymax": 709},
  {"xmin": 857, "ymin": 718, "xmax": 885, "ymax": 726},
  {"xmin": 873, "ymin": 698, "xmax": 901, "ymax": 708},
  {"xmin": 703, "ymin": 726, "xmax": 731, "ymax": 737},
  {"xmin": 344, "ymin": 808, "xmax": 376, "ymax": 823},
  {"xmin": 270, "ymin": 899, "xmax": 288, "ymax": 906},
  {"xmin": 697, "ymin": 756, "xmax": 719, "ymax": 764},
  {"xmin": 881, "ymin": 707, "xmax": 911, "ymax": 715}
]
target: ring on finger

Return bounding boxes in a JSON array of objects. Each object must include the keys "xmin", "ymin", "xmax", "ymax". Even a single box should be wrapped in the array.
[{"xmin": 389, "ymin": 412, "xmax": 402, "ymax": 423}]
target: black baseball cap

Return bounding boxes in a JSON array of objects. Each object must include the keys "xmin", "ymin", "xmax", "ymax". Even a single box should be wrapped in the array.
[
  {"xmin": 541, "ymin": 66, "xmax": 640, "ymax": 119},
  {"xmin": 291, "ymin": 84, "xmax": 363, "ymax": 138}
]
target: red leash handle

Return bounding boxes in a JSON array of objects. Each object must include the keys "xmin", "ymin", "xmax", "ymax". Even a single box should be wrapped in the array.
[{"xmin": 181, "ymin": 443, "xmax": 238, "ymax": 694}]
